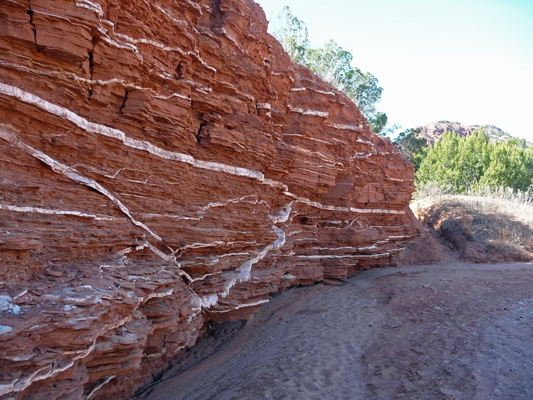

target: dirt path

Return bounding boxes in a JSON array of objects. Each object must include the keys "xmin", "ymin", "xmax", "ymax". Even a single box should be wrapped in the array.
[{"xmin": 138, "ymin": 263, "xmax": 533, "ymax": 400}]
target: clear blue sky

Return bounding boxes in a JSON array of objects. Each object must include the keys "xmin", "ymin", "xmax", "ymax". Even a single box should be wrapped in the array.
[{"xmin": 257, "ymin": 0, "xmax": 533, "ymax": 140}]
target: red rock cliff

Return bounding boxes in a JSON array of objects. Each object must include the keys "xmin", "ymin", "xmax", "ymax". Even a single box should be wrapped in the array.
[{"xmin": 0, "ymin": 0, "xmax": 420, "ymax": 398}]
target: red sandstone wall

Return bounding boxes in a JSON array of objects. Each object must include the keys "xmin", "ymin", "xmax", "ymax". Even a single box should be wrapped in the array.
[{"xmin": 0, "ymin": 0, "xmax": 420, "ymax": 398}]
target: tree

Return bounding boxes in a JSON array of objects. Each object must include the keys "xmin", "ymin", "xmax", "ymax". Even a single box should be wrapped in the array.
[
  {"xmin": 478, "ymin": 139, "xmax": 533, "ymax": 191},
  {"xmin": 304, "ymin": 40, "xmax": 384, "ymax": 119},
  {"xmin": 456, "ymin": 128, "xmax": 491, "ymax": 190},
  {"xmin": 416, "ymin": 131, "xmax": 462, "ymax": 191},
  {"xmin": 415, "ymin": 129, "xmax": 533, "ymax": 193},
  {"xmin": 393, "ymin": 128, "xmax": 428, "ymax": 170},
  {"xmin": 270, "ymin": 7, "xmax": 386, "ymax": 135},
  {"xmin": 270, "ymin": 6, "xmax": 310, "ymax": 64},
  {"xmin": 369, "ymin": 112, "xmax": 388, "ymax": 135}
]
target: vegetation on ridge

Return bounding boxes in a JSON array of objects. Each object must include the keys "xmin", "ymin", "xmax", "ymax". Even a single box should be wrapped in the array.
[{"xmin": 269, "ymin": 6, "xmax": 390, "ymax": 135}]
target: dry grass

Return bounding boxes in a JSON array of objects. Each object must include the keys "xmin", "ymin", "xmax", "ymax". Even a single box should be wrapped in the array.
[{"xmin": 412, "ymin": 183, "xmax": 533, "ymax": 261}]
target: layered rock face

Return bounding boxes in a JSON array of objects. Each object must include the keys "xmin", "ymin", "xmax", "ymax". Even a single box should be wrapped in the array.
[{"xmin": 0, "ymin": 0, "xmax": 420, "ymax": 398}]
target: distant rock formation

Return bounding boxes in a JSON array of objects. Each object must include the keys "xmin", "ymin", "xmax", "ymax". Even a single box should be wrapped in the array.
[
  {"xmin": 0, "ymin": 0, "xmax": 420, "ymax": 398},
  {"xmin": 413, "ymin": 121, "xmax": 514, "ymax": 146}
]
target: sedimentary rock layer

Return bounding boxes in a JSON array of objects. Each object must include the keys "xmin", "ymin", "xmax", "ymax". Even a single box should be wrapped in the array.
[{"xmin": 0, "ymin": 0, "xmax": 420, "ymax": 398}]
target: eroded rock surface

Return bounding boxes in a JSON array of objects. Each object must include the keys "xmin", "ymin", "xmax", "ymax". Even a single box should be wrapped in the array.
[{"xmin": 0, "ymin": 0, "xmax": 420, "ymax": 398}]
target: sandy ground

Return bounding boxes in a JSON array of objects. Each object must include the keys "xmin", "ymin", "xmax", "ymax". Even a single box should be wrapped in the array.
[{"xmin": 138, "ymin": 262, "xmax": 533, "ymax": 400}]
